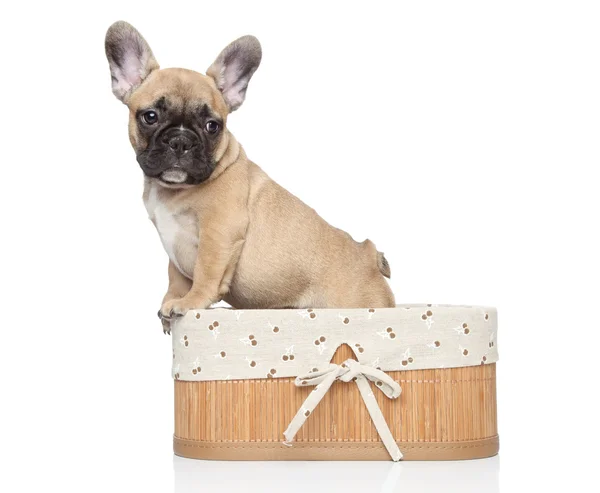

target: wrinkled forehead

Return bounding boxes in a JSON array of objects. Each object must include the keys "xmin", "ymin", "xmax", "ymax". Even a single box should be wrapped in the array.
[{"xmin": 128, "ymin": 68, "xmax": 228, "ymax": 118}]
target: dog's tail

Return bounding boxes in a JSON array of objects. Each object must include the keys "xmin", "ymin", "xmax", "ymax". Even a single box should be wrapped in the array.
[
  {"xmin": 362, "ymin": 239, "xmax": 392, "ymax": 279},
  {"xmin": 377, "ymin": 251, "xmax": 391, "ymax": 279}
]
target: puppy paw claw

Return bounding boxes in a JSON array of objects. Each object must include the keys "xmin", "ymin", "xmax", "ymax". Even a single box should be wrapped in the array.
[{"xmin": 159, "ymin": 309, "xmax": 173, "ymax": 335}]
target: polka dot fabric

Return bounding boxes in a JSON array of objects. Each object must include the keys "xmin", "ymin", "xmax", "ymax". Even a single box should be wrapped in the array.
[{"xmin": 171, "ymin": 304, "xmax": 498, "ymax": 381}]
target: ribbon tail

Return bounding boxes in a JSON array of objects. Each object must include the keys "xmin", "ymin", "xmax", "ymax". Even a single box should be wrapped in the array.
[
  {"xmin": 283, "ymin": 369, "xmax": 339, "ymax": 444},
  {"xmin": 355, "ymin": 375, "xmax": 403, "ymax": 461}
]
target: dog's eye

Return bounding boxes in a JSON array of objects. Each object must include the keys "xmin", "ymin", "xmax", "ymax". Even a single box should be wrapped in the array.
[
  {"xmin": 142, "ymin": 111, "xmax": 158, "ymax": 125},
  {"xmin": 205, "ymin": 120, "xmax": 220, "ymax": 134}
]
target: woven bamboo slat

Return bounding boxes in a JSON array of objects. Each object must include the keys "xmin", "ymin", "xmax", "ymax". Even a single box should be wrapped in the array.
[{"xmin": 174, "ymin": 344, "xmax": 498, "ymax": 460}]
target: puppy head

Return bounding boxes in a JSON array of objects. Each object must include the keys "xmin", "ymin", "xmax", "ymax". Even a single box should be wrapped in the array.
[{"xmin": 105, "ymin": 21, "xmax": 261, "ymax": 187}]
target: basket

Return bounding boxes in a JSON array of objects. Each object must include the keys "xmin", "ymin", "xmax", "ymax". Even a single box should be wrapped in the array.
[{"xmin": 171, "ymin": 305, "xmax": 499, "ymax": 461}]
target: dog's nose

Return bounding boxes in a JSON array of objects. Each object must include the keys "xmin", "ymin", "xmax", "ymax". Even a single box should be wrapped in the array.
[{"xmin": 168, "ymin": 135, "xmax": 195, "ymax": 157}]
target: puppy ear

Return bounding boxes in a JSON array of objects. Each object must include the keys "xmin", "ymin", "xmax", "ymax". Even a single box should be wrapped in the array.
[
  {"xmin": 105, "ymin": 21, "xmax": 159, "ymax": 103},
  {"xmin": 206, "ymin": 36, "xmax": 262, "ymax": 112}
]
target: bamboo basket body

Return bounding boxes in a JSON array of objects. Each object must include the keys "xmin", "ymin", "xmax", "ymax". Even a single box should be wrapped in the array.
[{"xmin": 174, "ymin": 345, "xmax": 498, "ymax": 460}]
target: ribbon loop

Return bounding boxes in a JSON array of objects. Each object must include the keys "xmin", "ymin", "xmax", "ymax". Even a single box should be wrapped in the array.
[{"xmin": 284, "ymin": 359, "xmax": 403, "ymax": 461}]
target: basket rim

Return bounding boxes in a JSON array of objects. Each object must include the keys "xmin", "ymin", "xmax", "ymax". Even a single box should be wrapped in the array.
[{"xmin": 171, "ymin": 304, "xmax": 498, "ymax": 382}]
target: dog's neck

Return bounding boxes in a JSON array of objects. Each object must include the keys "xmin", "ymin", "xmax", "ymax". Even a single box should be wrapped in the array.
[{"xmin": 209, "ymin": 129, "xmax": 245, "ymax": 182}]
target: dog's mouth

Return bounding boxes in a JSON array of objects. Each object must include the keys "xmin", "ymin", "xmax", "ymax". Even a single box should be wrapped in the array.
[{"xmin": 160, "ymin": 169, "xmax": 189, "ymax": 184}]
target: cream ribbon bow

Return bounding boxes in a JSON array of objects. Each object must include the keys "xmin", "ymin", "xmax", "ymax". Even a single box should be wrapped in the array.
[{"xmin": 283, "ymin": 359, "xmax": 403, "ymax": 461}]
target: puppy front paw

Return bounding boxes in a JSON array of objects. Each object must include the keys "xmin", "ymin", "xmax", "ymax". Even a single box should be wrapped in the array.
[{"xmin": 160, "ymin": 295, "xmax": 211, "ymax": 321}]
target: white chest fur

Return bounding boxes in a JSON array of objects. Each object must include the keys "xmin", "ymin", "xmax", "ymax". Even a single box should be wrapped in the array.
[{"xmin": 143, "ymin": 184, "xmax": 199, "ymax": 280}]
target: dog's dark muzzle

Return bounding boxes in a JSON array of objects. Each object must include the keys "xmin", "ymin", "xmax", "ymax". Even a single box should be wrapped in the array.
[{"xmin": 136, "ymin": 126, "xmax": 215, "ymax": 184}]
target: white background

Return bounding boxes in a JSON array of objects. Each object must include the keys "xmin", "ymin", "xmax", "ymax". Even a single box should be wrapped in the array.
[{"xmin": 1, "ymin": 1, "xmax": 598, "ymax": 491}]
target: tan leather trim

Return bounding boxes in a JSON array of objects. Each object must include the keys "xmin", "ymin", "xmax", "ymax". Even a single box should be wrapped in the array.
[{"xmin": 174, "ymin": 435, "xmax": 499, "ymax": 461}]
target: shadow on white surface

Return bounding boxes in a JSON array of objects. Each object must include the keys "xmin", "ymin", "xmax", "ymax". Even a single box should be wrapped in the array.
[{"xmin": 173, "ymin": 454, "xmax": 499, "ymax": 493}]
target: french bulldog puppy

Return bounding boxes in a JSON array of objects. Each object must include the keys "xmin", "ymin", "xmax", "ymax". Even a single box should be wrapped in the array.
[{"xmin": 105, "ymin": 21, "xmax": 395, "ymax": 330}]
